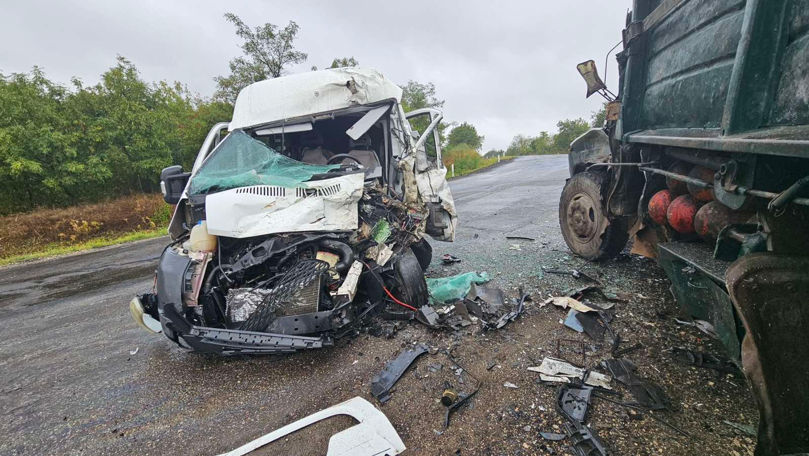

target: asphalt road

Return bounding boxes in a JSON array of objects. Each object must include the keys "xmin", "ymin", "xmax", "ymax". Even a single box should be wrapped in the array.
[{"xmin": 0, "ymin": 155, "xmax": 756, "ymax": 455}]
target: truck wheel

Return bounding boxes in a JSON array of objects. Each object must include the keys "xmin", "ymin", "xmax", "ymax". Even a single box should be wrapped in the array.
[{"xmin": 559, "ymin": 171, "xmax": 628, "ymax": 261}]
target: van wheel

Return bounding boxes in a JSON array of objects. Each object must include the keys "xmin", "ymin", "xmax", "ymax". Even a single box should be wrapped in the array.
[
  {"xmin": 559, "ymin": 171, "xmax": 628, "ymax": 261},
  {"xmin": 392, "ymin": 249, "xmax": 428, "ymax": 309}
]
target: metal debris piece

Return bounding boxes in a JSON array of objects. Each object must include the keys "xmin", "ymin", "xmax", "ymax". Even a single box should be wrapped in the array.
[
  {"xmin": 563, "ymin": 421, "xmax": 608, "ymax": 456},
  {"xmin": 371, "ymin": 344, "xmax": 429, "ymax": 403},
  {"xmin": 417, "ymin": 306, "xmax": 440, "ymax": 327},
  {"xmin": 508, "ymin": 244, "xmax": 522, "ymax": 250},
  {"xmin": 444, "ymin": 388, "xmax": 478, "ymax": 429},
  {"xmin": 528, "ymin": 357, "xmax": 612, "ymax": 390},
  {"xmin": 441, "ymin": 254, "xmax": 461, "ymax": 265},
  {"xmin": 540, "ymin": 432, "xmax": 567, "ymax": 441},
  {"xmin": 674, "ymin": 318, "xmax": 718, "ymax": 338},
  {"xmin": 503, "ymin": 382, "xmax": 519, "ymax": 389},
  {"xmin": 671, "ymin": 347, "xmax": 741, "ymax": 375},
  {"xmin": 219, "ymin": 396, "xmax": 405, "ymax": 456},
  {"xmin": 506, "ymin": 235, "xmax": 536, "ymax": 241},
  {"xmin": 466, "ymin": 284, "xmax": 506, "ymax": 311},
  {"xmin": 575, "ymin": 311, "xmax": 610, "ymax": 342},
  {"xmin": 129, "ymin": 347, "xmax": 139, "ymax": 356},
  {"xmin": 545, "ymin": 296, "xmax": 612, "ymax": 313},
  {"xmin": 602, "ymin": 358, "xmax": 668, "ymax": 410},
  {"xmin": 564, "ymin": 309, "xmax": 585, "ymax": 332},
  {"xmin": 723, "ymin": 420, "xmax": 757, "ymax": 437},
  {"xmin": 542, "ymin": 268, "xmax": 599, "ymax": 283},
  {"xmin": 482, "ymin": 291, "xmax": 529, "ymax": 331}
]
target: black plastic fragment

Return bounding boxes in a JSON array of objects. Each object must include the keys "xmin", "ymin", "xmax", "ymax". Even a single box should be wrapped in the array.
[
  {"xmin": 564, "ymin": 421, "xmax": 608, "ymax": 456},
  {"xmin": 540, "ymin": 431, "xmax": 567, "ymax": 441},
  {"xmin": 371, "ymin": 344, "xmax": 429, "ymax": 403},
  {"xmin": 557, "ymin": 385, "xmax": 594, "ymax": 423},
  {"xmin": 602, "ymin": 358, "xmax": 668, "ymax": 410}
]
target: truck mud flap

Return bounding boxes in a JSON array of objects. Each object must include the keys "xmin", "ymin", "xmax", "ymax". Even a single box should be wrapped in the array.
[
  {"xmin": 181, "ymin": 326, "xmax": 331, "ymax": 355},
  {"xmin": 726, "ymin": 253, "xmax": 809, "ymax": 456}
]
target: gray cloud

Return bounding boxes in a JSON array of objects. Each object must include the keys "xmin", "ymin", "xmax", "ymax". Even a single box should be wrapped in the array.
[{"xmin": 0, "ymin": 0, "xmax": 630, "ymax": 150}]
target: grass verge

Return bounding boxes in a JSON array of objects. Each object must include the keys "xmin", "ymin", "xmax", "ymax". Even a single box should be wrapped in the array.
[{"xmin": 0, "ymin": 228, "xmax": 167, "ymax": 267}]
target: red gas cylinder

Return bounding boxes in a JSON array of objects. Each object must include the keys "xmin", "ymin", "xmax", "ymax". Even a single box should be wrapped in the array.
[
  {"xmin": 648, "ymin": 189, "xmax": 672, "ymax": 225},
  {"xmin": 687, "ymin": 166, "xmax": 715, "ymax": 202},
  {"xmin": 667, "ymin": 195, "xmax": 698, "ymax": 234},
  {"xmin": 666, "ymin": 161, "xmax": 690, "ymax": 196},
  {"xmin": 694, "ymin": 201, "xmax": 753, "ymax": 241}
]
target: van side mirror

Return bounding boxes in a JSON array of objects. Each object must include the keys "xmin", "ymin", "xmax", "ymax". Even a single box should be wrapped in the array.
[
  {"xmin": 576, "ymin": 60, "xmax": 607, "ymax": 98},
  {"xmin": 160, "ymin": 165, "xmax": 190, "ymax": 204}
]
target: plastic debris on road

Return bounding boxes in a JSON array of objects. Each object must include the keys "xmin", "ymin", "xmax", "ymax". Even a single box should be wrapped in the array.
[{"xmin": 426, "ymin": 271, "xmax": 490, "ymax": 305}]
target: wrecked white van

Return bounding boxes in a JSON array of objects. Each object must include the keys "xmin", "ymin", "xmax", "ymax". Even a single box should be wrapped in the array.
[{"xmin": 129, "ymin": 68, "xmax": 456, "ymax": 354}]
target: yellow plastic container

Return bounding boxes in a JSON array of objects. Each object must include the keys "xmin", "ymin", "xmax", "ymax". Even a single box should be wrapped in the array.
[{"xmin": 189, "ymin": 221, "xmax": 217, "ymax": 252}]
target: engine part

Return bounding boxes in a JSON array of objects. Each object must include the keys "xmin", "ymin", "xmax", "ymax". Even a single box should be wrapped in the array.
[{"xmin": 239, "ymin": 259, "xmax": 329, "ymax": 332}]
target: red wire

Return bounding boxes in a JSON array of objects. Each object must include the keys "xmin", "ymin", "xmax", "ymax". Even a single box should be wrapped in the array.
[
  {"xmin": 361, "ymin": 261, "xmax": 418, "ymax": 311},
  {"xmin": 383, "ymin": 285, "xmax": 418, "ymax": 312}
]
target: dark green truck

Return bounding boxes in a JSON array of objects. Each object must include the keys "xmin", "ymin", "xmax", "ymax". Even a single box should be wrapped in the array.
[{"xmin": 560, "ymin": 1, "xmax": 809, "ymax": 455}]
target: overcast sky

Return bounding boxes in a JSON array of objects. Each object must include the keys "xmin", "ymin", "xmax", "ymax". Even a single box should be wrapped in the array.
[{"xmin": 1, "ymin": 0, "xmax": 631, "ymax": 151}]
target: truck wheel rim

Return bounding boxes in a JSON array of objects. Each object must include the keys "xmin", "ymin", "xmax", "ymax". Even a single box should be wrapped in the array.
[{"xmin": 567, "ymin": 193, "xmax": 598, "ymax": 243}]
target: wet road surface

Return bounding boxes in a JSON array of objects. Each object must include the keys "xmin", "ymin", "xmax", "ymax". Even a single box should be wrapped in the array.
[{"xmin": 0, "ymin": 155, "xmax": 757, "ymax": 455}]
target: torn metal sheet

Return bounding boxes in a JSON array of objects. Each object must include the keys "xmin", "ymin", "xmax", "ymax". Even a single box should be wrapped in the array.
[
  {"xmin": 527, "ymin": 357, "xmax": 612, "ymax": 390},
  {"xmin": 219, "ymin": 396, "xmax": 405, "ymax": 456},
  {"xmin": 576, "ymin": 311, "xmax": 608, "ymax": 341},
  {"xmin": 371, "ymin": 344, "xmax": 429, "ymax": 403},
  {"xmin": 483, "ymin": 291, "xmax": 528, "ymax": 331},
  {"xmin": 545, "ymin": 296, "xmax": 612, "ymax": 313},
  {"xmin": 205, "ymin": 173, "xmax": 365, "ymax": 238},
  {"xmin": 466, "ymin": 283, "xmax": 505, "ymax": 310}
]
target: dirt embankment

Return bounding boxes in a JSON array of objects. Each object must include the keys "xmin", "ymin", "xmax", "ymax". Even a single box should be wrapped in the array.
[{"xmin": 0, "ymin": 193, "xmax": 170, "ymax": 259}]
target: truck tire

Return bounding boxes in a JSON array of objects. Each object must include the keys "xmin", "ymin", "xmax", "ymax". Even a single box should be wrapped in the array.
[{"xmin": 559, "ymin": 171, "xmax": 629, "ymax": 261}]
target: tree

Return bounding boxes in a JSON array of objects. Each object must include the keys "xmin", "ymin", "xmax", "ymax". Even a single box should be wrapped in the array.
[
  {"xmin": 447, "ymin": 122, "xmax": 484, "ymax": 151},
  {"xmin": 553, "ymin": 118, "xmax": 590, "ymax": 152},
  {"xmin": 214, "ymin": 13, "xmax": 307, "ymax": 103},
  {"xmin": 506, "ymin": 135, "xmax": 534, "ymax": 156},
  {"xmin": 329, "ymin": 57, "xmax": 359, "ymax": 68},
  {"xmin": 591, "ymin": 101, "xmax": 608, "ymax": 127},
  {"xmin": 400, "ymin": 80, "xmax": 447, "ymax": 151},
  {"xmin": 400, "ymin": 80, "xmax": 444, "ymax": 112}
]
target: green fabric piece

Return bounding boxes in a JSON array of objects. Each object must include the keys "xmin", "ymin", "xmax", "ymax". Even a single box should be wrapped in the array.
[
  {"xmin": 189, "ymin": 130, "xmax": 338, "ymax": 194},
  {"xmin": 426, "ymin": 271, "xmax": 490, "ymax": 305},
  {"xmin": 371, "ymin": 220, "xmax": 391, "ymax": 243}
]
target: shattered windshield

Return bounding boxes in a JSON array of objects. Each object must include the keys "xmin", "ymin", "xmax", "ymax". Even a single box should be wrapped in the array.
[{"xmin": 189, "ymin": 130, "xmax": 338, "ymax": 194}]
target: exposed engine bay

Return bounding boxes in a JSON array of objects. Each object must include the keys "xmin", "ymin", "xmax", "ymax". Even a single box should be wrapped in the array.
[{"xmin": 134, "ymin": 181, "xmax": 435, "ymax": 354}]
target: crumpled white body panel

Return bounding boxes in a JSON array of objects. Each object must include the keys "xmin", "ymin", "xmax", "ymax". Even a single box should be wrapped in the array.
[
  {"xmin": 230, "ymin": 68, "xmax": 402, "ymax": 130},
  {"xmin": 205, "ymin": 173, "xmax": 365, "ymax": 238},
  {"xmin": 219, "ymin": 396, "xmax": 405, "ymax": 456}
]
